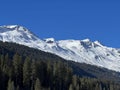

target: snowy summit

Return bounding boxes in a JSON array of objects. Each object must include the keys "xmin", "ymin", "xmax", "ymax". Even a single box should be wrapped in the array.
[{"xmin": 0, "ymin": 25, "xmax": 120, "ymax": 72}]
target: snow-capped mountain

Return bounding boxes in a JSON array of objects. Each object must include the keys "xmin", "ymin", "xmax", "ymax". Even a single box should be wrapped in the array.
[{"xmin": 1, "ymin": 25, "xmax": 120, "ymax": 72}]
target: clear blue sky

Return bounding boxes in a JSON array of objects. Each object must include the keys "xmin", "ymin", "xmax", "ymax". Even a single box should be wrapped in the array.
[{"xmin": 0, "ymin": 0, "xmax": 120, "ymax": 48}]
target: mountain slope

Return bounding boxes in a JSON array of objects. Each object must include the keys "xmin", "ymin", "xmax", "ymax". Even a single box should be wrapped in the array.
[
  {"xmin": 0, "ymin": 41, "xmax": 120, "ymax": 82},
  {"xmin": 0, "ymin": 25, "xmax": 120, "ymax": 72},
  {"xmin": 1, "ymin": 41, "xmax": 120, "ymax": 90}
]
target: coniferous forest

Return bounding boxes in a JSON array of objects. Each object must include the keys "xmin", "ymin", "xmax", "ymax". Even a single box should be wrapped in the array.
[{"xmin": 0, "ymin": 41, "xmax": 120, "ymax": 90}]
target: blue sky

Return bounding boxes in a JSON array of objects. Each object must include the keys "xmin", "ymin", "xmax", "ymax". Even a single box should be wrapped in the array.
[{"xmin": 0, "ymin": 0, "xmax": 120, "ymax": 48}]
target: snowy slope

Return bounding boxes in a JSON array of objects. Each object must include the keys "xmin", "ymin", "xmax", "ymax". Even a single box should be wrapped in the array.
[{"xmin": 0, "ymin": 25, "xmax": 120, "ymax": 72}]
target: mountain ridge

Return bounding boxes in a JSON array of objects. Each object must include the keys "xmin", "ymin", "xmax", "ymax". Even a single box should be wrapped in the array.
[{"xmin": 0, "ymin": 25, "xmax": 120, "ymax": 72}]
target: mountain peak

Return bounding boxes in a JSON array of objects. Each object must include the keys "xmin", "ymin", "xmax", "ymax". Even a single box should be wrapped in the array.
[
  {"xmin": 2, "ymin": 25, "xmax": 28, "ymax": 32},
  {"xmin": 3, "ymin": 25, "xmax": 18, "ymax": 29},
  {"xmin": 0, "ymin": 25, "xmax": 42, "ymax": 44},
  {"xmin": 0, "ymin": 25, "xmax": 120, "ymax": 72},
  {"xmin": 44, "ymin": 38, "xmax": 55, "ymax": 43},
  {"xmin": 82, "ymin": 38, "xmax": 90, "ymax": 42},
  {"xmin": 94, "ymin": 41, "xmax": 103, "ymax": 47}
]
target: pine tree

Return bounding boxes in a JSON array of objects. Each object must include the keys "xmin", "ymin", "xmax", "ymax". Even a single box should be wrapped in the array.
[
  {"xmin": 13, "ymin": 54, "xmax": 22, "ymax": 86},
  {"xmin": 47, "ymin": 61, "xmax": 53, "ymax": 89},
  {"xmin": 13, "ymin": 54, "xmax": 21, "ymax": 75},
  {"xmin": 31, "ymin": 60, "xmax": 37, "ymax": 90},
  {"xmin": 110, "ymin": 84, "xmax": 114, "ymax": 90},
  {"xmin": 34, "ymin": 78, "xmax": 42, "ymax": 90},
  {"xmin": 69, "ymin": 84, "xmax": 73, "ymax": 90},
  {"xmin": 36, "ymin": 61, "xmax": 47, "ymax": 85},
  {"xmin": 3, "ymin": 54, "xmax": 9, "ymax": 74},
  {"xmin": 7, "ymin": 79, "xmax": 15, "ymax": 90},
  {"xmin": 95, "ymin": 83, "xmax": 100, "ymax": 90},
  {"xmin": 16, "ymin": 85, "xmax": 20, "ymax": 90},
  {"xmin": 76, "ymin": 84, "xmax": 80, "ymax": 90},
  {"xmin": 0, "ymin": 55, "xmax": 4, "ymax": 70},
  {"xmin": 23, "ymin": 57, "xmax": 31, "ymax": 89},
  {"xmin": 72, "ymin": 75, "xmax": 78, "ymax": 89}
]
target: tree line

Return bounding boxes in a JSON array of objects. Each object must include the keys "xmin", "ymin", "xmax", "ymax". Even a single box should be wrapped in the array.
[{"xmin": 0, "ymin": 53, "xmax": 120, "ymax": 90}]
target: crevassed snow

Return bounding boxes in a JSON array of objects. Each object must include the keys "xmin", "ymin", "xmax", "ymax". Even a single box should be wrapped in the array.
[{"xmin": 0, "ymin": 25, "xmax": 120, "ymax": 72}]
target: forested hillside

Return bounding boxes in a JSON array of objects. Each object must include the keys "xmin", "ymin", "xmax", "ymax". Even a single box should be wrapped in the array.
[{"xmin": 0, "ymin": 41, "xmax": 120, "ymax": 90}]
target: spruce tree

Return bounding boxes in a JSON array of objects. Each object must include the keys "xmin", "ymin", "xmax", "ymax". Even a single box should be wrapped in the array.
[
  {"xmin": 69, "ymin": 84, "xmax": 73, "ymax": 90},
  {"xmin": 31, "ymin": 60, "xmax": 37, "ymax": 90},
  {"xmin": 72, "ymin": 75, "xmax": 78, "ymax": 89},
  {"xmin": 0, "ymin": 55, "xmax": 4, "ymax": 70},
  {"xmin": 7, "ymin": 79, "xmax": 15, "ymax": 90},
  {"xmin": 34, "ymin": 78, "xmax": 42, "ymax": 90},
  {"xmin": 3, "ymin": 54, "xmax": 9, "ymax": 74},
  {"xmin": 23, "ymin": 57, "xmax": 31, "ymax": 89},
  {"xmin": 13, "ymin": 54, "xmax": 22, "ymax": 86}
]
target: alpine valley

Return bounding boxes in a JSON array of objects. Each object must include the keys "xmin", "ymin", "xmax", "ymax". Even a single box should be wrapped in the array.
[{"xmin": 0, "ymin": 25, "xmax": 120, "ymax": 72}]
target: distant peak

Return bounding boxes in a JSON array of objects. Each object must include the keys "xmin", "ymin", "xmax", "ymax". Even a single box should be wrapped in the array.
[
  {"xmin": 81, "ymin": 38, "xmax": 90, "ymax": 42},
  {"xmin": 1, "ymin": 25, "xmax": 28, "ymax": 32},
  {"xmin": 94, "ymin": 41, "xmax": 103, "ymax": 47},
  {"xmin": 3, "ymin": 25, "xmax": 18, "ymax": 29},
  {"xmin": 44, "ymin": 38, "xmax": 55, "ymax": 43}
]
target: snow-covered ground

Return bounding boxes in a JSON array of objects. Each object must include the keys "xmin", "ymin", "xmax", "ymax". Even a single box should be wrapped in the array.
[{"xmin": 0, "ymin": 25, "xmax": 120, "ymax": 72}]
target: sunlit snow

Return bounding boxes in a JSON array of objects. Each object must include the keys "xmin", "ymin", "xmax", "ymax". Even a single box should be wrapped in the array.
[{"xmin": 0, "ymin": 25, "xmax": 120, "ymax": 72}]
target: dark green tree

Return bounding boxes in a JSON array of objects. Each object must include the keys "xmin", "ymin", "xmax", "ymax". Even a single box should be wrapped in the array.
[
  {"xmin": 13, "ymin": 53, "xmax": 23, "ymax": 86},
  {"xmin": 23, "ymin": 57, "xmax": 31, "ymax": 89},
  {"xmin": 36, "ymin": 61, "xmax": 47, "ymax": 86},
  {"xmin": 69, "ymin": 84, "xmax": 73, "ymax": 90},
  {"xmin": 7, "ymin": 79, "xmax": 15, "ymax": 90},
  {"xmin": 0, "ymin": 55, "xmax": 4, "ymax": 70},
  {"xmin": 31, "ymin": 60, "xmax": 37, "ymax": 90},
  {"xmin": 34, "ymin": 78, "xmax": 42, "ymax": 90}
]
